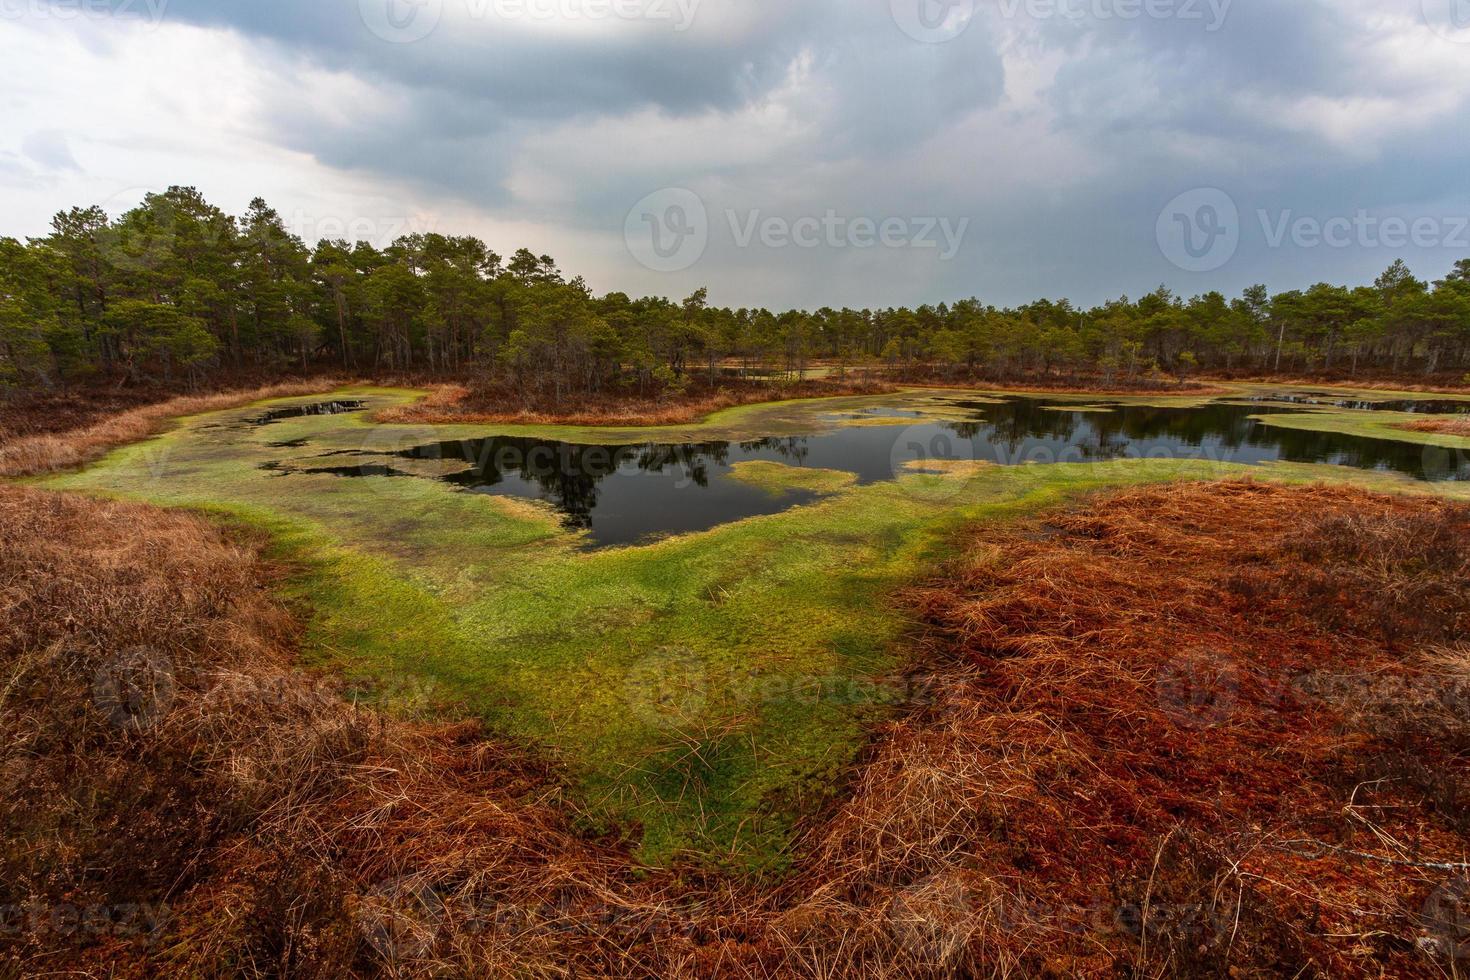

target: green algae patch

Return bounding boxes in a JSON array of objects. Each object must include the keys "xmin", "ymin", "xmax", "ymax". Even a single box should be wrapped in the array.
[
  {"xmin": 1252, "ymin": 406, "xmax": 1470, "ymax": 452},
  {"xmin": 727, "ymin": 460, "xmax": 858, "ymax": 495}
]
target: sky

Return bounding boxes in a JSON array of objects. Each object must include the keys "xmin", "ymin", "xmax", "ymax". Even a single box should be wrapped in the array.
[{"xmin": 2, "ymin": 0, "xmax": 1469, "ymax": 310}]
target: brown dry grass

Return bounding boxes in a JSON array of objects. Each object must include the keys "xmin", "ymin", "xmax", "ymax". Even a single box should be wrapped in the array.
[
  {"xmin": 905, "ymin": 377, "xmax": 1229, "ymax": 397},
  {"xmin": 375, "ymin": 378, "xmax": 898, "ymax": 428},
  {"xmin": 1399, "ymin": 417, "xmax": 1470, "ymax": 437},
  {"xmin": 860, "ymin": 480, "xmax": 1470, "ymax": 977},
  {"xmin": 5, "ymin": 479, "xmax": 1470, "ymax": 977},
  {"xmin": 0, "ymin": 483, "xmax": 665, "ymax": 977},
  {"xmin": 0, "ymin": 379, "xmax": 346, "ymax": 478},
  {"xmin": 1222, "ymin": 374, "xmax": 1470, "ymax": 395}
]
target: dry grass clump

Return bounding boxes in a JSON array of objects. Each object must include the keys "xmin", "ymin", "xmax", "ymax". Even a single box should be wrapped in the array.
[
  {"xmin": 0, "ymin": 379, "xmax": 345, "ymax": 478},
  {"xmin": 374, "ymin": 378, "xmax": 897, "ymax": 428},
  {"xmin": 1399, "ymin": 416, "xmax": 1470, "ymax": 437},
  {"xmin": 904, "ymin": 376, "xmax": 1227, "ymax": 396},
  {"xmin": 5, "ymin": 478, "xmax": 1470, "ymax": 978},
  {"xmin": 810, "ymin": 480, "xmax": 1470, "ymax": 977},
  {"xmin": 0, "ymin": 485, "xmax": 670, "ymax": 978}
]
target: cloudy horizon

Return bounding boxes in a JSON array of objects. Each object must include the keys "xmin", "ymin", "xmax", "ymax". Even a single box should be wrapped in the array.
[{"xmin": 3, "ymin": 0, "xmax": 1469, "ymax": 310}]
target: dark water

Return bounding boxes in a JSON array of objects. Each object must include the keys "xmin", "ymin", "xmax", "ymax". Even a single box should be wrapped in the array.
[
  {"xmin": 245, "ymin": 400, "xmax": 365, "ymax": 426},
  {"xmin": 1251, "ymin": 392, "xmax": 1470, "ymax": 413},
  {"xmin": 268, "ymin": 396, "xmax": 1470, "ymax": 548}
]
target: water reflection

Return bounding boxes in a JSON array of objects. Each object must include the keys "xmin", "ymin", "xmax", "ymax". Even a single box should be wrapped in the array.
[{"xmin": 264, "ymin": 396, "xmax": 1470, "ymax": 548}]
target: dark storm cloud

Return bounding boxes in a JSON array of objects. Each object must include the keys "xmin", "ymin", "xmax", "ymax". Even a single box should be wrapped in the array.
[
  {"xmin": 64, "ymin": 0, "xmax": 1004, "ymax": 205},
  {"xmin": 29, "ymin": 0, "xmax": 1470, "ymax": 308}
]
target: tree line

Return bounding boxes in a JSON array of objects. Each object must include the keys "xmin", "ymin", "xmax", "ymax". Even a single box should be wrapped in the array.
[{"xmin": 3, "ymin": 186, "xmax": 1470, "ymax": 396}]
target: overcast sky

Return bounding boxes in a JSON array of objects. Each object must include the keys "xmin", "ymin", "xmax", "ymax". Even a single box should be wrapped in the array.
[{"xmin": 3, "ymin": 0, "xmax": 1469, "ymax": 309}]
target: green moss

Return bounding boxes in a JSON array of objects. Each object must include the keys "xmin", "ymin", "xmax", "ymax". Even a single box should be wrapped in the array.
[
  {"xmin": 726, "ymin": 460, "xmax": 858, "ymax": 495},
  {"xmin": 30, "ymin": 383, "xmax": 1470, "ymax": 872},
  {"xmin": 1252, "ymin": 407, "xmax": 1470, "ymax": 452}
]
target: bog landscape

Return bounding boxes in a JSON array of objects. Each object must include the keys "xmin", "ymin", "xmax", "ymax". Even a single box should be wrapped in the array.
[{"xmin": 5, "ymin": 3, "xmax": 1470, "ymax": 977}]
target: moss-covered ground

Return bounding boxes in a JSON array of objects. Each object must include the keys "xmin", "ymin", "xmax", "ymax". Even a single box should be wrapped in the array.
[{"xmin": 35, "ymin": 382, "xmax": 1470, "ymax": 871}]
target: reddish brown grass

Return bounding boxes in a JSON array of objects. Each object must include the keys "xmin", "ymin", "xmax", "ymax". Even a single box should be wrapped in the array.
[
  {"xmin": 5, "ymin": 480, "xmax": 1469, "ymax": 977},
  {"xmin": 865, "ymin": 480, "xmax": 1470, "ymax": 976},
  {"xmin": 374, "ymin": 378, "xmax": 898, "ymax": 428},
  {"xmin": 0, "ymin": 379, "xmax": 346, "ymax": 478},
  {"xmin": 904, "ymin": 377, "xmax": 1229, "ymax": 397},
  {"xmin": 1399, "ymin": 416, "xmax": 1470, "ymax": 437},
  {"xmin": 1220, "ymin": 373, "xmax": 1470, "ymax": 395}
]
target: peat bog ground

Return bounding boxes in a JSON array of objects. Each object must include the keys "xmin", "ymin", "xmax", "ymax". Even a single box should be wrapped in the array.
[{"xmin": 4, "ymin": 382, "xmax": 1470, "ymax": 976}]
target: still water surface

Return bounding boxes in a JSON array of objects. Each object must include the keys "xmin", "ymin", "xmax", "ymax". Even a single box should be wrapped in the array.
[{"xmin": 265, "ymin": 394, "xmax": 1470, "ymax": 547}]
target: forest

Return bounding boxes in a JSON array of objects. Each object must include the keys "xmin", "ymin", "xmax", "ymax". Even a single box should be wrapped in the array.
[{"xmin": 3, "ymin": 185, "xmax": 1470, "ymax": 396}]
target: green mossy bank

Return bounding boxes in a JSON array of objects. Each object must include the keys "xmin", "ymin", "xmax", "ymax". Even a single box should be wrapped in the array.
[{"xmin": 37, "ymin": 384, "xmax": 1470, "ymax": 871}]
